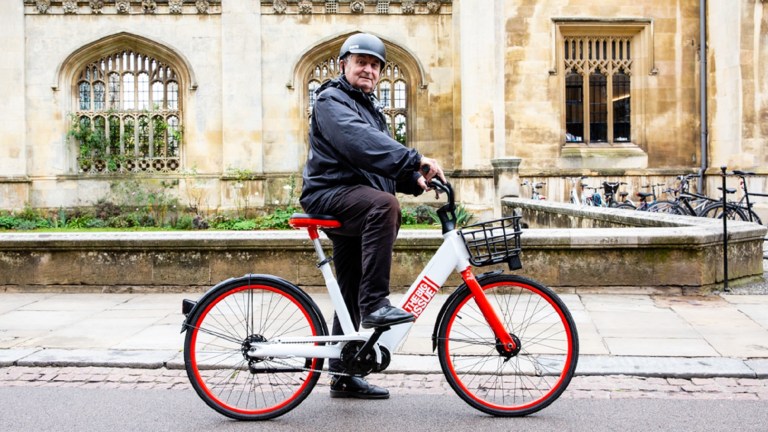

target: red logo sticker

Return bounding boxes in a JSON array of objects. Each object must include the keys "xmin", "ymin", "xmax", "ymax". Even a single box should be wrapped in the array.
[{"xmin": 402, "ymin": 277, "xmax": 440, "ymax": 319}]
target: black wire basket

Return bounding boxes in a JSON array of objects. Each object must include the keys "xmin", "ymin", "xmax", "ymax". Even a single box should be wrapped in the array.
[{"xmin": 459, "ymin": 215, "xmax": 523, "ymax": 270}]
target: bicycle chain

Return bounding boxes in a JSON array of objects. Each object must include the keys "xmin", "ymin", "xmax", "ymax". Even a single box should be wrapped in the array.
[{"xmin": 260, "ymin": 356, "xmax": 353, "ymax": 378}]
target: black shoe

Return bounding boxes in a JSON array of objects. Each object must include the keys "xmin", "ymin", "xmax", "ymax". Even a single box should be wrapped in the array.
[
  {"xmin": 329, "ymin": 376, "xmax": 389, "ymax": 399},
  {"xmin": 361, "ymin": 306, "xmax": 415, "ymax": 329}
]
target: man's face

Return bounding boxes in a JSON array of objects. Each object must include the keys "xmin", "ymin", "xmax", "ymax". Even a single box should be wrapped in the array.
[{"xmin": 342, "ymin": 54, "xmax": 381, "ymax": 94}]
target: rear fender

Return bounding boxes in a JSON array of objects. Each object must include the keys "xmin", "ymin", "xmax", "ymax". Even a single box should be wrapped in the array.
[{"xmin": 180, "ymin": 274, "xmax": 327, "ymax": 336}]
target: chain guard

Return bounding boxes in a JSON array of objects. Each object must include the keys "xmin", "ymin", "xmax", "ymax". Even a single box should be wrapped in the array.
[{"xmin": 339, "ymin": 341, "xmax": 391, "ymax": 376}]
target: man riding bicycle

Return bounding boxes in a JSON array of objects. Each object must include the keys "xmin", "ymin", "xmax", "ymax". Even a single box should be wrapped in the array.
[{"xmin": 300, "ymin": 32, "xmax": 445, "ymax": 399}]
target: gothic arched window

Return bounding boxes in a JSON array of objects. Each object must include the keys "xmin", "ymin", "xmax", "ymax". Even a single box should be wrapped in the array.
[{"xmin": 73, "ymin": 50, "xmax": 182, "ymax": 174}]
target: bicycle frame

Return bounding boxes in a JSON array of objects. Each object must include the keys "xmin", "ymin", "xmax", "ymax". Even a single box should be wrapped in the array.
[
  {"xmin": 735, "ymin": 170, "xmax": 768, "ymax": 223},
  {"xmin": 248, "ymin": 184, "xmax": 514, "ymax": 362}
]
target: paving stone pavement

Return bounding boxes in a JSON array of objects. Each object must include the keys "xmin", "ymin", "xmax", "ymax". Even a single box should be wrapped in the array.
[{"xmin": 2, "ymin": 281, "xmax": 768, "ymax": 380}]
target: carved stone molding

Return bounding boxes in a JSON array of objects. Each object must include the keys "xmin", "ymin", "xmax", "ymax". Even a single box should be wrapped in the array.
[
  {"xmin": 143, "ymin": 0, "xmax": 157, "ymax": 14},
  {"xmin": 350, "ymin": 1, "xmax": 364, "ymax": 14},
  {"xmin": 89, "ymin": 0, "xmax": 105, "ymax": 14},
  {"xmin": 35, "ymin": 0, "xmax": 51, "ymax": 14},
  {"xmin": 168, "ymin": 0, "xmax": 183, "ymax": 14},
  {"xmin": 260, "ymin": 1, "xmax": 451, "ymax": 15},
  {"xmin": 273, "ymin": 0, "xmax": 288, "ymax": 14},
  {"xmin": 195, "ymin": 0, "xmax": 210, "ymax": 14},
  {"xmin": 298, "ymin": 0, "xmax": 312, "ymax": 14},
  {"xmin": 62, "ymin": 0, "xmax": 77, "ymax": 14},
  {"xmin": 115, "ymin": 0, "xmax": 130, "ymax": 14},
  {"xmin": 401, "ymin": 0, "xmax": 414, "ymax": 15}
]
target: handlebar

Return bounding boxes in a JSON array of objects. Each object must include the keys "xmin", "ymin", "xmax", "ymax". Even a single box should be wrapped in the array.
[{"xmin": 426, "ymin": 178, "xmax": 458, "ymax": 234}]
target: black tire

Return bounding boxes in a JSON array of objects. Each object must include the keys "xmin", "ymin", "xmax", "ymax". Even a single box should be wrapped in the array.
[
  {"xmin": 745, "ymin": 209, "xmax": 763, "ymax": 225},
  {"xmin": 616, "ymin": 202, "xmax": 636, "ymax": 210},
  {"xmin": 698, "ymin": 202, "xmax": 749, "ymax": 221},
  {"xmin": 183, "ymin": 276, "xmax": 327, "ymax": 420},
  {"xmin": 647, "ymin": 200, "xmax": 683, "ymax": 214},
  {"xmin": 436, "ymin": 274, "xmax": 578, "ymax": 417}
]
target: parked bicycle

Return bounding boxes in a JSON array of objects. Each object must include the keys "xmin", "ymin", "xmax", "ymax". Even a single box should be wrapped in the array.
[
  {"xmin": 675, "ymin": 173, "xmax": 746, "ymax": 220},
  {"xmin": 725, "ymin": 170, "xmax": 764, "ymax": 224},
  {"xmin": 602, "ymin": 181, "xmax": 634, "ymax": 208},
  {"xmin": 623, "ymin": 182, "xmax": 676, "ymax": 212},
  {"xmin": 579, "ymin": 179, "xmax": 603, "ymax": 206},
  {"xmin": 654, "ymin": 174, "xmax": 709, "ymax": 216},
  {"xmin": 567, "ymin": 176, "xmax": 585, "ymax": 206},
  {"xmin": 522, "ymin": 179, "xmax": 547, "ymax": 200},
  {"xmin": 180, "ymin": 179, "xmax": 579, "ymax": 420}
]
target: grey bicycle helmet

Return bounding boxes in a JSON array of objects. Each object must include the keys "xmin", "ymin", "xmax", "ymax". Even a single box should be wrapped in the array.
[{"xmin": 338, "ymin": 33, "xmax": 386, "ymax": 65}]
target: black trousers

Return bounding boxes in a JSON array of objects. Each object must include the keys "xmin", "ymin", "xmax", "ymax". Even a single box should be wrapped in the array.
[{"xmin": 305, "ymin": 185, "xmax": 401, "ymax": 373}]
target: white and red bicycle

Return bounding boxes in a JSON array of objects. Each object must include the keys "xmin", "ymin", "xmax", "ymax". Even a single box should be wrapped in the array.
[{"xmin": 181, "ymin": 179, "xmax": 579, "ymax": 420}]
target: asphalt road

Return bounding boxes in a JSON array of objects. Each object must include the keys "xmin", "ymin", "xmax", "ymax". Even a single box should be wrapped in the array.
[{"xmin": 3, "ymin": 387, "xmax": 768, "ymax": 432}]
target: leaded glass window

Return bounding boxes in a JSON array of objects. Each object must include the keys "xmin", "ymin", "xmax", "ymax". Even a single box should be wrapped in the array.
[
  {"xmin": 563, "ymin": 36, "xmax": 632, "ymax": 144},
  {"xmin": 73, "ymin": 50, "xmax": 182, "ymax": 174},
  {"xmin": 377, "ymin": 65, "xmax": 408, "ymax": 144}
]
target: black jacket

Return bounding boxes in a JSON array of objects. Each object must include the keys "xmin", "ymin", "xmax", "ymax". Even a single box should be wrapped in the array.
[{"xmin": 300, "ymin": 76, "xmax": 423, "ymax": 212}]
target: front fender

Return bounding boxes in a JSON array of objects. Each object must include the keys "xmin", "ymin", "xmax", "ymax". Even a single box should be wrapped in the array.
[{"xmin": 431, "ymin": 270, "xmax": 503, "ymax": 351}]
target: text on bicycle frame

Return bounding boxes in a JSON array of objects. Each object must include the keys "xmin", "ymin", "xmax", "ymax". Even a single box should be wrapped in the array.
[{"xmin": 402, "ymin": 276, "xmax": 440, "ymax": 319}]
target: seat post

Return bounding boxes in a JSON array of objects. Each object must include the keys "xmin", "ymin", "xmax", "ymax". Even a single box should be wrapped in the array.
[{"xmin": 288, "ymin": 213, "xmax": 356, "ymax": 335}]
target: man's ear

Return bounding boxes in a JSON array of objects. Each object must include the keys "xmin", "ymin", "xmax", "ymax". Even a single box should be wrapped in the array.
[{"xmin": 338, "ymin": 58, "xmax": 346, "ymax": 74}]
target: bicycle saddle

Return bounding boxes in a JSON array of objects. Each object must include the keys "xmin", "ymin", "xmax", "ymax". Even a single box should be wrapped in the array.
[{"xmin": 288, "ymin": 213, "xmax": 342, "ymax": 229}]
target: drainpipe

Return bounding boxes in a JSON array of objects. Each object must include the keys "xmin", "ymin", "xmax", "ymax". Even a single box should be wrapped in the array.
[{"xmin": 698, "ymin": 0, "xmax": 708, "ymax": 193}]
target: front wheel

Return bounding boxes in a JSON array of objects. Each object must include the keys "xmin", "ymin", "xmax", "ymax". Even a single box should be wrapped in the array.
[
  {"xmin": 183, "ymin": 276, "xmax": 327, "ymax": 420},
  {"xmin": 436, "ymin": 274, "xmax": 578, "ymax": 417},
  {"xmin": 647, "ymin": 200, "xmax": 683, "ymax": 214}
]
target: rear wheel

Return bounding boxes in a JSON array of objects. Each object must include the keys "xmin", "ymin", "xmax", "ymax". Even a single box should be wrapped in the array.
[
  {"xmin": 436, "ymin": 274, "xmax": 578, "ymax": 417},
  {"xmin": 698, "ymin": 202, "xmax": 749, "ymax": 221},
  {"xmin": 744, "ymin": 209, "xmax": 763, "ymax": 225},
  {"xmin": 183, "ymin": 277, "xmax": 326, "ymax": 420},
  {"xmin": 647, "ymin": 200, "xmax": 683, "ymax": 214}
]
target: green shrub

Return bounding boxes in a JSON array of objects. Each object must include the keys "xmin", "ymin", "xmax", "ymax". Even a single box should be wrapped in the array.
[
  {"xmin": 15, "ymin": 220, "xmax": 40, "ymax": 230},
  {"xmin": 175, "ymin": 214, "xmax": 194, "ymax": 230},
  {"xmin": 231, "ymin": 219, "xmax": 258, "ymax": 230},
  {"xmin": 85, "ymin": 218, "xmax": 108, "ymax": 228},
  {"xmin": 66, "ymin": 215, "xmax": 96, "ymax": 229},
  {"xmin": 0, "ymin": 215, "xmax": 20, "ymax": 229},
  {"xmin": 428, "ymin": 203, "xmax": 474, "ymax": 228},
  {"xmin": 256, "ymin": 207, "xmax": 296, "ymax": 230}
]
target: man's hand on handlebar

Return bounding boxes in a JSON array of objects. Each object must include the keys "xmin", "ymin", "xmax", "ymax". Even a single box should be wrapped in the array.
[{"xmin": 418, "ymin": 156, "xmax": 446, "ymax": 198}]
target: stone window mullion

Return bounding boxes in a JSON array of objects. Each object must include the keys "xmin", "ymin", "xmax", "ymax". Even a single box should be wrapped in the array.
[{"xmin": 582, "ymin": 69, "xmax": 590, "ymax": 143}]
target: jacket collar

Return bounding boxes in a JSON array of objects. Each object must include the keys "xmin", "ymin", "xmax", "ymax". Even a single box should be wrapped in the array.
[{"xmin": 318, "ymin": 76, "xmax": 381, "ymax": 109}]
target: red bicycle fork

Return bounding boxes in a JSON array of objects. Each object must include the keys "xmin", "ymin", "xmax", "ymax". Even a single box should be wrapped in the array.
[{"xmin": 460, "ymin": 268, "xmax": 517, "ymax": 353}]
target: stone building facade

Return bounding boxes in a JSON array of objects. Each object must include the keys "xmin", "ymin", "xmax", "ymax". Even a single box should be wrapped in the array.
[{"xmin": 2, "ymin": 0, "xmax": 767, "ymax": 216}]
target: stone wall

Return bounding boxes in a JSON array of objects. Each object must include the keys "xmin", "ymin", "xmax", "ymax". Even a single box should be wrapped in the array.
[{"xmin": 1, "ymin": 200, "xmax": 764, "ymax": 294}]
